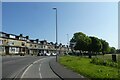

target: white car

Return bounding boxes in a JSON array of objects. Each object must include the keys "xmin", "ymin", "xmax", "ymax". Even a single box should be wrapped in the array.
[
  {"xmin": 52, "ymin": 53, "xmax": 57, "ymax": 56},
  {"xmin": 46, "ymin": 53, "xmax": 51, "ymax": 56}
]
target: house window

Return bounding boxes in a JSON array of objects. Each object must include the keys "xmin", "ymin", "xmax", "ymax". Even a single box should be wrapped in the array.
[
  {"xmin": 22, "ymin": 48, "xmax": 25, "ymax": 52},
  {"xmin": 10, "ymin": 47, "xmax": 15, "ymax": 53},
  {"xmin": 30, "ymin": 44, "xmax": 32, "ymax": 47},
  {"xmin": 0, "ymin": 33, "xmax": 2, "ymax": 37},
  {"xmin": 0, "ymin": 46, "xmax": 5, "ymax": 52},
  {"xmin": 16, "ymin": 48, "xmax": 19, "ymax": 53},
  {"xmin": 21, "ymin": 42, "xmax": 25, "ymax": 46},
  {"xmin": 1, "ymin": 34, "xmax": 6, "ymax": 37},
  {"xmin": 0, "ymin": 40, "xmax": 2, "ymax": 45},
  {"xmin": 8, "ymin": 41, "xmax": 14, "ymax": 46},
  {"xmin": 41, "ymin": 46, "xmax": 43, "ymax": 48},
  {"xmin": 11, "ymin": 48, "xmax": 15, "ymax": 52}
]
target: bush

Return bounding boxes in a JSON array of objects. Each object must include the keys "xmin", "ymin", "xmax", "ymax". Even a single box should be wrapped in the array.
[
  {"xmin": 68, "ymin": 52, "xmax": 73, "ymax": 55},
  {"xmin": 90, "ymin": 57, "xmax": 118, "ymax": 68},
  {"xmin": 90, "ymin": 57, "xmax": 98, "ymax": 64}
]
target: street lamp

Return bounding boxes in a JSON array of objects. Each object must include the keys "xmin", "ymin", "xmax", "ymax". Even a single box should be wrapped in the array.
[
  {"xmin": 66, "ymin": 34, "xmax": 69, "ymax": 54},
  {"xmin": 53, "ymin": 7, "xmax": 58, "ymax": 62}
]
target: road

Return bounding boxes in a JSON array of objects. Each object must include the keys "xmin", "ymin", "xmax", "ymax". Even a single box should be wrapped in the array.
[{"xmin": 2, "ymin": 56, "xmax": 60, "ymax": 80}]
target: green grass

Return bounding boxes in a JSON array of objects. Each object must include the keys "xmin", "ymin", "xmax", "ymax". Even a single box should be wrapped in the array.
[
  {"xmin": 94, "ymin": 54, "xmax": 119, "ymax": 62},
  {"xmin": 59, "ymin": 55, "xmax": 119, "ymax": 79},
  {"xmin": 90, "ymin": 57, "xmax": 118, "ymax": 68}
]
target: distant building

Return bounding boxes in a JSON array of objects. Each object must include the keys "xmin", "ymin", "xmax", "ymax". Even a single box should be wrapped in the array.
[
  {"xmin": 0, "ymin": 32, "xmax": 27, "ymax": 55},
  {"xmin": 0, "ymin": 32, "xmax": 69, "ymax": 56}
]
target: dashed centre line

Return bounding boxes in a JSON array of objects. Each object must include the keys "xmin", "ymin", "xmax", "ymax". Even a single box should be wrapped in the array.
[
  {"xmin": 39, "ymin": 64, "xmax": 42, "ymax": 78},
  {"xmin": 21, "ymin": 58, "xmax": 46, "ymax": 79}
]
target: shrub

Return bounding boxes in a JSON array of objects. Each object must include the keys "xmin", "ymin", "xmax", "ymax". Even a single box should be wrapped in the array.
[
  {"xmin": 68, "ymin": 52, "xmax": 73, "ymax": 55},
  {"xmin": 90, "ymin": 57, "xmax": 118, "ymax": 68},
  {"xmin": 90, "ymin": 57, "xmax": 98, "ymax": 64}
]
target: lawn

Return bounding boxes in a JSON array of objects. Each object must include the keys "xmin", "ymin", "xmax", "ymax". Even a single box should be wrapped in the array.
[
  {"xmin": 59, "ymin": 55, "xmax": 119, "ymax": 79},
  {"xmin": 93, "ymin": 54, "xmax": 119, "ymax": 62}
]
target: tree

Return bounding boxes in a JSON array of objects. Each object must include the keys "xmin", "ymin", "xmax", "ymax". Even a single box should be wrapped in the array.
[
  {"xmin": 70, "ymin": 32, "xmax": 86, "ymax": 42},
  {"xmin": 70, "ymin": 32, "xmax": 91, "ymax": 54},
  {"xmin": 59, "ymin": 43, "xmax": 62, "ymax": 47},
  {"xmin": 70, "ymin": 32, "xmax": 86, "ymax": 51},
  {"xmin": 89, "ymin": 36, "xmax": 102, "ymax": 53},
  {"xmin": 116, "ymin": 49, "xmax": 120, "ymax": 53},
  {"xmin": 100, "ymin": 39, "xmax": 110, "ymax": 55},
  {"xmin": 110, "ymin": 47, "xmax": 116, "ymax": 54},
  {"xmin": 110, "ymin": 47, "xmax": 116, "ymax": 62},
  {"xmin": 70, "ymin": 32, "xmax": 112, "ymax": 58},
  {"xmin": 50, "ymin": 42, "xmax": 54, "ymax": 45},
  {"xmin": 85, "ymin": 36, "xmax": 92, "ymax": 51}
]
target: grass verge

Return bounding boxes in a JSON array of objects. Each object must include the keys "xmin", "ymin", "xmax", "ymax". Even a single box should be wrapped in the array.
[{"xmin": 59, "ymin": 55, "xmax": 119, "ymax": 79}]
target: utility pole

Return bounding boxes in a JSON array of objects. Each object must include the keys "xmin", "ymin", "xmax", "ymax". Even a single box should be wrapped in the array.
[
  {"xmin": 67, "ymin": 34, "xmax": 69, "ymax": 54},
  {"xmin": 53, "ymin": 7, "xmax": 58, "ymax": 62}
]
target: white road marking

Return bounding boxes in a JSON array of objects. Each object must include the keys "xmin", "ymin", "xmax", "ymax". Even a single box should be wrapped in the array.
[
  {"xmin": 33, "ymin": 58, "xmax": 46, "ymax": 64},
  {"xmin": 20, "ymin": 58, "xmax": 46, "ymax": 79},
  {"xmin": 39, "ymin": 64, "xmax": 42, "ymax": 78},
  {"xmin": 21, "ymin": 64, "xmax": 33, "ymax": 78}
]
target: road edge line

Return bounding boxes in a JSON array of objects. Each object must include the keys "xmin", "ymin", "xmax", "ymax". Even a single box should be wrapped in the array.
[
  {"xmin": 49, "ymin": 58, "xmax": 64, "ymax": 80},
  {"xmin": 20, "ymin": 63, "xmax": 33, "ymax": 78},
  {"xmin": 12, "ymin": 64, "xmax": 30, "ymax": 80}
]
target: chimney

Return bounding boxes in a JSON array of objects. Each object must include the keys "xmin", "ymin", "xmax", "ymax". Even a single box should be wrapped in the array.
[
  {"xmin": 26, "ymin": 36, "xmax": 29, "ymax": 39},
  {"xmin": 6, "ymin": 34, "xmax": 10, "ymax": 38},
  {"xmin": 19, "ymin": 34, "xmax": 23, "ymax": 37},
  {"xmin": 36, "ymin": 39, "xmax": 39, "ymax": 43}
]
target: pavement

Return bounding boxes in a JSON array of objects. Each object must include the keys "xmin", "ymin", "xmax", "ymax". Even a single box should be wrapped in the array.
[{"xmin": 49, "ymin": 57, "xmax": 89, "ymax": 80}]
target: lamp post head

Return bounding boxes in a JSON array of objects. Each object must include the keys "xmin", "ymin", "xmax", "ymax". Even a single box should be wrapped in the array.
[{"xmin": 53, "ymin": 7, "xmax": 57, "ymax": 10}]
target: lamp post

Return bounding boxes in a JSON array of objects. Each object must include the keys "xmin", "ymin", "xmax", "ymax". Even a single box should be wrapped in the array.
[
  {"xmin": 53, "ymin": 7, "xmax": 58, "ymax": 62},
  {"xmin": 66, "ymin": 34, "xmax": 69, "ymax": 54}
]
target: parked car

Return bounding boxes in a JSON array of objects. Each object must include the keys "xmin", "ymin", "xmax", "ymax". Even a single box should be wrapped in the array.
[
  {"xmin": 46, "ymin": 53, "xmax": 51, "ymax": 56},
  {"xmin": 37, "ymin": 53, "xmax": 44, "ymax": 56},
  {"xmin": 20, "ymin": 53, "xmax": 24, "ymax": 56},
  {"xmin": 37, "ymin": 53, "xmax": 40, "ymax": 56},
  {"xmin": 52, "ymin": 53, "xmax": 57, "ymax": 56}
]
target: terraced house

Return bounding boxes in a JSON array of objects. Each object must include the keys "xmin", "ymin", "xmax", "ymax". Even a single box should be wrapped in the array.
[{"xmin": 0, "ymin": 32, "xmax": 69, "ymax": 56}]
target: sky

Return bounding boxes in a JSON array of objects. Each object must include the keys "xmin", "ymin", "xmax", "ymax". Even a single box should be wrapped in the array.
[{"xmin": 2, "ymin": 2, "xmax": 118, "ymax": 48}]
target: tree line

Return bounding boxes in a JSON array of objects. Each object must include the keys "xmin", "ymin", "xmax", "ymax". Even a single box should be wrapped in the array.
[{"xmin": 70, "ymin": 32, "xmax": 116, "ymax": 56}]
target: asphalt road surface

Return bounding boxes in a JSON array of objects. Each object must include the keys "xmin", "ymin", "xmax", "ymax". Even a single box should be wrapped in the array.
[{"xmin": 2, "ymin": 56, "xmax": 60, "ymax": 80}]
